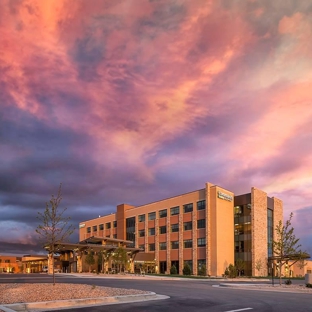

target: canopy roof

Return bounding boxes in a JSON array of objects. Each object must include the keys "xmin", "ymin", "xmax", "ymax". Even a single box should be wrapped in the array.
[{"xmin": 44, "ymin": 236, "xmax": 142, "ymax": 254}]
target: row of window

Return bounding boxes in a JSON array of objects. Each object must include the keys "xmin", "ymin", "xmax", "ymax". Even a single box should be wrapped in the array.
[
  {"xmin": 138, "ymin": 200, "xmax": 206, "ymax": 222},
  {"xmin": 87, "ymin": 221, "xmax": 117, "ymax": 233},
  {"xmin": 138, "ymin": 219, "xmax": 206, "ymax": 237},
  {"xmin": 140, "ymin": 237, "xmax": 206, "ymax": 251}
]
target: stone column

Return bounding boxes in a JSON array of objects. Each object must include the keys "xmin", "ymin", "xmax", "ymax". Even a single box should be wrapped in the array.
[
  {"xmin": 192, "ymin": 206, "xmax": 197, "ymax": 275},
  {"xmin": 155, "ymin": 218, "xmax": 159, "ymax": 273},
  {"xmin": 145, "ymin": 219, "xmax": 148, "ymax": 253},
  {"xmin": 166, "ymin": 214, "xmax": 171, "ymax": 274},
  {"xmin": 48, "ymin": 253, "xmax": 54, "ymax": 274},
  {"xmin": 251, "ymin": 188, "xmax": 268, "ymax": 276},
  {"xmin": 179, "ymin": 211, "xmax": 184, "ymax": 274},
  {"xmin": 77, "ymin": 252, "xmax": 83, "ymax": 273}
]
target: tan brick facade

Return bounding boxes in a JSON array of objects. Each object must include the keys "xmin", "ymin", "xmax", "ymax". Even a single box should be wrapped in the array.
[{"xmin": 251, "ymin": 188, "xmax": 268, "ymax": 276}]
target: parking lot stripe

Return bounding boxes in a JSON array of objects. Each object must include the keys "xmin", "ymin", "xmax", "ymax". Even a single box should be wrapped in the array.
[{"xmin": 224, "ymin": 308, "xmax": 253, "ymax": 312}]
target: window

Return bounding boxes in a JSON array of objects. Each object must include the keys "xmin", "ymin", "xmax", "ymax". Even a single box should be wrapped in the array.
[
  {"xmin": 92, "ymin": 225, "xmax": 97, "ymax": 232},
  {"xmin": 184, "ymin": 239, "xmax": 192, "ymax": 248},
  {"xmin": 184, "ymin": 221, "xmax": 192, "ymax": 231},
  {"xmin": 113, "ymin": 234, "xmax": 117, "ymax": 238},
  {"xmin": 138, "ymin": 214, "xmax": 145, "ymax": 222},
  {"xmin": 148, "ymin": 212, "xmax": 156, "ymax": 220},
  {"xmin": 139, "ymin": 244, "xmax": 145, "ymax": 251},
  {"xmin": 183, "ymin": 203, "xmax": 193, "ymax": 213},
  {"xmin": 159, "ymin": 242, "xmax": 167, "ymax": 250},
  {"xmin": 197, "ymin": 219, "xmax": 205, "ymax": 229},
  {"xmin": 148, "ymin": 228, "xmax": 155, "ymax": 236},
  {"xmin": 170, "ymin": 206, "xmax": 179, "ymax": 215},
  {"xmin": 106, "ymin": 222, "xmax": 111, "ymax": 229},
  {"xmin": 99, "ymin": 224, "xmax": 104, "ymax": 231},
  {"xmin": 171, "ymin": 241, "xmax": 179, "ymax": 249},
  {"xmin": 126, "ymin": 217, "xmax": 135, "ymax": 243},
  {"xmin": 113, "ymin": 221, "xmax": 117, "ymax": 228},
  {"xmin": 197, "ymin": 200, "xmax": 206, "ymax": 210},
  {"xmin": 139, "ymin": 229, "xmax": 145, "ymax": 237},
  {"xmin": 159, "ymin": 209, "xmax": 167, "ymax": 218},
  {"xmin": 197, "ymin": 237, "xmax": 206, "ymax": 247},
  {"xmin": 87, "ymin": 227, "xmax": 91, "ymax": 233},
  {"xmin": 171, "ymin": 223, "xmax": 179, "ymax": 232},
  {"xmin": 159, "ymin": 226, "xmax": 167, "ymax": 234},
  {"xmin": 149, "ymin": 243, "xmax": 155, "ymax": 251}
]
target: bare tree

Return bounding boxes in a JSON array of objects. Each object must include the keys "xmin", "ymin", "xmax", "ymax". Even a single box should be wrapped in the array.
[
  {"xmin": 255, "ymin": 259, "xmax": 264, "ymax": 276},
  {"xmin": 85, "ymin": 251, "xmax": 95, "ymax": 273},
  {"xmin": 112, "ymin": 247, "xmax": 128, "ymax": 273},
  {"xmin": 272, "ymin": 212, "xmax": 309, "ymax": 285},
  {"xmin": 235, "ymin": 258, "xmax": 245, "ymax": 276},
  {"xmin": 36, "ymin": 184, "xmax": 74, "ymax": 285}
]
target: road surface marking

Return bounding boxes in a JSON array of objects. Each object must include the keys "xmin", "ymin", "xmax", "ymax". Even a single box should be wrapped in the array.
[{"xmin": 224, "ymin": 308, "xmax": 253, "ymax": 312}]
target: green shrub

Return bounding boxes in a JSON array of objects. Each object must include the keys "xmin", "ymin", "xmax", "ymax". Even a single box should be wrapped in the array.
[
  {"xmin": 284, "ymin": 279, "xmax": 292, "ymax": 285},
  {"xmin": 228, "ymin": 264, "xmax": 237, "ymax": 278},
  {"xmin": 183, "ymin": 263, "xmax": 191, "ymax": 276},
  {"xmin": 170, "ymin": 265, "xmax": 177, "ymax": 275},
  {"xmin": 224, "ymin": 267, "xmax": 229, "ymax": 277},
  {"xmin": 198, "ymin": 264, "xmax": 206, "ymax": 276},
  {"xmin": 306, "ymin": 283, "xmax": 312, "ymax": 288}
]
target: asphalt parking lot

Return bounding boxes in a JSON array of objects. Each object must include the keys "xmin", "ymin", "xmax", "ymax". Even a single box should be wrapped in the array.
[{"xmin": 1, "ymin": 274, "xmax": 311, "ymax": 312}]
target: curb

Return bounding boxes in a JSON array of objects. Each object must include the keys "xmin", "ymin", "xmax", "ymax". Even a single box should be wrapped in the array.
[
  {"xmin": 62, "ymin": 273, "xmax": 270, "ymax": 282},
  {"xmin": 218, "ymin": 283, "xmax": 312, "ymax": 293},
  {"xmin": 0, "ymin": 292, "xmax": 169, "ymax": 312}
]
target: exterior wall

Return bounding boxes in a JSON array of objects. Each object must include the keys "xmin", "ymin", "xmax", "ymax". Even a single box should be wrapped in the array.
[
  {"xmin": 273, "ymin": 197, "xmax": 283, "ymax": 244},
  {"xmin": 0, "ymin": 255, "xmax": 23, "ymax": 273},
  {"xmin": 79, "ymin": 182, "xmax": 283, "ymax": 277},
  {"xmin": 251, "ymin": 188, "xmax": 268, "ymax": 276},
  {"xmin": 209, "ymin": 186, "xmax": 234, "ymax": 276},
  {"xmin": 289, "ymin": 260, "xmax": 312, "ymax": 277},
  {"xmin": 79, "ymin": 213, "xmax": 118, "ymax": 241}
]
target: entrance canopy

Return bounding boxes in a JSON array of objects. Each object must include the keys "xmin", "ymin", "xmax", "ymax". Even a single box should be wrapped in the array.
[{"xmin": 44, "ymin": 236, "xmax": 142, "ymax": 255}]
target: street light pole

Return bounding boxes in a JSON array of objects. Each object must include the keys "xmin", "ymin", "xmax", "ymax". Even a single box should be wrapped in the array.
[{"xmin": 272, "ymin": 262, "xmax": 274, "ymax": 286}]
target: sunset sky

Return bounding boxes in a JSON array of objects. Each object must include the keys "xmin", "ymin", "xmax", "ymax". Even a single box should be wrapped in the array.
[{"xmin": 1, "ymin": 0, "xmax": 311, "ymax": 257}]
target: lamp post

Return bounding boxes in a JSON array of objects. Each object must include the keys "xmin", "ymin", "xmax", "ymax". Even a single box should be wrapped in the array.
[{"xmin": 271, "ymin": 262, "xmax": 274, "ymax": 286}]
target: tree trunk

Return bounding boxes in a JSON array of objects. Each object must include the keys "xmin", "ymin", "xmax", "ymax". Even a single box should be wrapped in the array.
[{"xmin": 52, "ymin": 255, "xmax": 55, "ymax": 286}]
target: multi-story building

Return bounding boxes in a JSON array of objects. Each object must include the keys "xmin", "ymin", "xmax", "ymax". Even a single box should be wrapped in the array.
[{"xmin": 79, "ymin": 182, "xmax": 283, "ymax": 277}]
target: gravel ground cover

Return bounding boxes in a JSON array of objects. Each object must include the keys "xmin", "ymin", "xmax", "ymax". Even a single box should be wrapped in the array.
[{"xmin": 0, "ymin": 283, "xmax": 149, "ymax": 305}]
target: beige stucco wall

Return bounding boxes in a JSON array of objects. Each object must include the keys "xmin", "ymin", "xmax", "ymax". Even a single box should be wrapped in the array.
[{"xmin": 209, "ymin": 186, "xmax": 234, "ymax": 276}]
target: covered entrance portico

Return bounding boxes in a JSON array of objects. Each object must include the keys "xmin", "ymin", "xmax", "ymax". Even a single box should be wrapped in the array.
[{"xmin": 45, "ymin": 236, "xmax": 142, "ymax": 274}]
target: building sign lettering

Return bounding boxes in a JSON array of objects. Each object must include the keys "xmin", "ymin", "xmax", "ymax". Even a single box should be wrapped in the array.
[{"xmin": 217, "ymin": 191, "xmax": 233, "ymax": 202}]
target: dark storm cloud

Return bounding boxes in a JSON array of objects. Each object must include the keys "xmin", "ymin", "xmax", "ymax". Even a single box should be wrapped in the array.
[
  {"xmin": 137, "ymin": 1, "xmax": 186, "ymax": 36},
  {"xmin": 0, "ymin": 241, "xmax": 44, "ymax": 255}
]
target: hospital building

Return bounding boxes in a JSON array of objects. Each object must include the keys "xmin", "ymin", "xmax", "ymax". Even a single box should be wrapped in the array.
[{"xmin": 79, "ymin": 182, "xmax": 283, "ymax": 276}]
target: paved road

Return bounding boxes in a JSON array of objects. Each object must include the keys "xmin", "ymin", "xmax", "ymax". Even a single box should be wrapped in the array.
[{"xmin": 1, "ymin": 274, "xmax": 311, "ymax": 312}]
